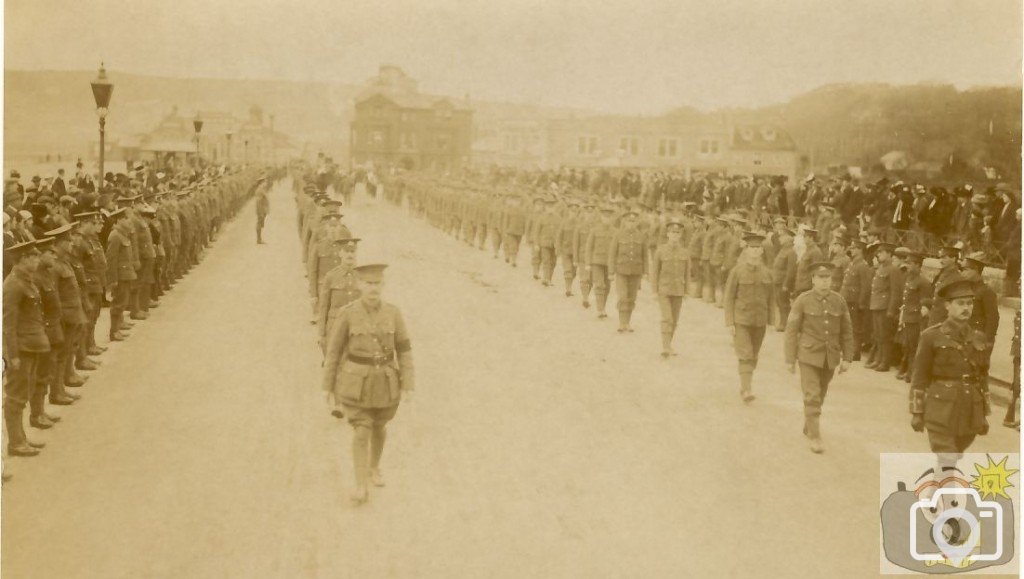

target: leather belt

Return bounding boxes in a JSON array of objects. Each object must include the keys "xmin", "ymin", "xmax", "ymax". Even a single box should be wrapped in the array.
[{"xmin": 348, "ymin": 353, "xmax": 395, "ymax": 366}]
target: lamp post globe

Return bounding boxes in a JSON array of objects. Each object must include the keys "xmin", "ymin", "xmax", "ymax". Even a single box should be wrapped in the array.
[{"xmin": 90, "ymin": 63, "xmax": 114, "ymax": 189}]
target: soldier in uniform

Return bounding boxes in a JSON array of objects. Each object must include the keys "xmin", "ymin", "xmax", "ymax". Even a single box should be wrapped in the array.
[
  {"xmin": 927, "ymin": 246, "xmax": 963, "ymax": 326},
  {"xmin": 791, "ymin": 228, "xmax": 823, "ymax": 296},
  {"xmin": 486, "ymin": 193, "xmax": 504, "ymax": 259},
  {"xmin": 317, "ymin": 235, "xmax": 361, "ymax": 357},
  {"xmin": 501, "ymin": 195, "xmax": 527, "ymax": 267},
  {"xmin": 839, "ymin": 240, "xmax": 872, "ymax": 360},
  {"xmin": 321, "ymin": 264, "xmax": 415, "ymax": 505},
  {"xmin": 556, "ymin": 201, "xmax": 580, "ymax": 297},
  {"xmin": 910, "ymin": 279, "xmax": 992, "ymax": 476},
  {"xmin": 896, "ymin": 252, "xmax": 929, "ymax": 383},
  {"xmin": 651, "ymin": 218, "xmax": 688, "ymax": 358},
  {"xmin": 771, "ymin": 228, "xmax": 797, "ymax": 331},
  {"xmin": 34, "ymin": 236, "xmax": 79, "ymax": 410},
  {"xmin": 608, "ymin": 209, "xmax": 648, "ymax": 333},
  {"xmin": 526, "ymin": 197, "xmax": 546, "ymax": 280},
  {"xmin": 960, "ymin": 252, "xmax": 1000, "ymax": 380},
  {"xmin": 47, "ymin": 224, "xmax": 90, "ymax": 389},
  {"xmin": 723, "ymin": 233, "xmax": 776, "ymax": 402},
  {"xmin": 701, "ymin": 217, "xmax": 723, "ymax": 303},
  {"xmin": 687, "ymin": 216, "xmax": 705, "ymax": 299},
  {"xmin": 104, "ymin": 208, "xmax": 136, "ymax": 342},
  {"xmin": 866, "ymin": 242, "xmax": 900, "ymax": 371},
  {"xmin": 584, "ymin": 206, "xmax": 618, "ymax": 319},
  {"xmin": 72, "ymin": 211, "xmax": 107, "ymax": 360},
  {"xmin": 3, "ymin": 241, "xmax": 51, "ymax": 455},
  {"xmin": 785, "ymin": 262, "xmax": 855, "ymax": 453},
  {"xmin": 536, "ymin": 198, "xmax": 559, "ymax": 287},
  {"xmin": 573, "ymin": 203, "xmax": 597, "ymax": 307}
]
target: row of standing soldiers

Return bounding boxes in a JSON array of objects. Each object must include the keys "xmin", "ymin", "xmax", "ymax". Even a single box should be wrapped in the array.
[{"xmin": 2, "ymin": 169, "xmax": 266, "ymax": 466}]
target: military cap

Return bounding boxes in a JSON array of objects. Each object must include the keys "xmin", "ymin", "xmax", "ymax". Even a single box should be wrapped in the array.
[
  {"xmin": 34, "ymin": 236, "xmax": 56, "ymax": 251},
  {"xmin": 743, "ymin": 232, "xmax": 766, "ymax": 246},
  {"xmin": 6, "ymin": 240, "xmax": 38, "ymax": 259},
  {"xmin": 116, "ymin": 194, "xmax": 140, "ymax": 205},
  {"xmin": 323, "ymin": 199, "xmax": 343, "ymax": 207},
  {"xmin": 904, "ymin": 252, "xmax": 925, "ymax": 265},
  {"xmin": 140, "ymin": 206, "xmax": 157, "ymax": 216},
  {"xmin": 939, "ymin": 245, "xmax": 962, "ymax": 258},
  {"xmin": 73, "ymin": 210, "xmax": 101, "ymax": 220},
  {"xmin": 332, "ymin": 235, "xmax": 361, "ymax": 246},
  {"xmin": 59, "ymin": 195, "xmax": 76, "ymax": 205},
  {"xmin": 107, "ymin": 207, "xmax": 127, "ymax": 219},
  {"xmin": 893, "ymin": 246, "xmax": 911, "ymax": 258},
  {"xmin": 321, "ymin": 212, "xmax": 343, "ymax": 220},
  {"xmin": 44, "ymin": 223, "xmax": 78, "ymax": 240},
  {"xmin": 963, "ymin": 252, "xmax": 988, "ymax": 270},
  {"xmin": 809, "ymin": 261, "xmax": 836, "ymax": 276},
  {"xmin": 937, "ymin": 279, "xmax": 975, "ymax": 300},
  {"xmin": 665, "ymin": 218, "xmax": 684, "ymax": 230},
  {"xmin": 849, "ymin": 239, "xmax": 867, "ymax": 251},
  {"xmin": 874, "ymin": 242, "xmax": 895, "ymax": 254},
  {"xmin": 18, "ymin": 210, "xmax": 32, "ymax": 220},
  {"xmin": 353, "ymin": 263, "xmax": 388, "ymax": 281}
]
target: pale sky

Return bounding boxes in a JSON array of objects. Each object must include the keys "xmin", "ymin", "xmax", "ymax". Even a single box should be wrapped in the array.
[{"xmin": 5, "ymin": 0, "xmax": 1022, "ymax": 114}]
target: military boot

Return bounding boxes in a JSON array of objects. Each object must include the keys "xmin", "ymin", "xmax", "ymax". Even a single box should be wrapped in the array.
[
  {"xmin": 660, "ymin": 333, "xmax": 673, "ymax": 358},
  {"xmin": 5, "ymin": 405, "xmax": 39, "ymax": 457},
  {"xmin": 740, "ymin": 372, "xmax": 755, "ymax": 403}
]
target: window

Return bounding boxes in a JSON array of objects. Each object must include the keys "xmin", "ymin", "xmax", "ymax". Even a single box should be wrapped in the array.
[
  {"xmin": 577, "ymin": 136, "xmax": 598, "ymax": 155},
  {"xmin": 700, "ymin": 139, "xmax": 720, "ymax": 155},
  {"xmin": 619, "ymin": 137, "xmax": 639, "ymax": 156},
  {"xmin": 658, "ymin": 138, "xmax": 678, "ymax": 158}
]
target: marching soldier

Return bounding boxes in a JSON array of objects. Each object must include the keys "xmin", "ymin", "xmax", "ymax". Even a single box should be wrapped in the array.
[
  {"xmin": 536, "ymin": 198, "xmax": 559, "ymax": 287},
  {"xmin": 573, "ymin": 203, "xmax": 597, "ymax": 307},
  {"xmin": 771, "ymin": 228, "xmax": 797, "ymax": 331},
  {"xmin": 910, "ymin": 279, "xmax": 992, "ymax": 475},
  {"xmin": 723, "ymin": 233, "xmax": 776, "ymax": 402},
  {"xmin": 927, "ymin": 246, "xmax": 963, "ymax": 326},
  {"xmin": 651, "ymin": 218, "xmax": 688, "ymax": 358},
  {"xmin": 584, "ymin": 206, "xmax": 618, "ymax": 319},
  {"xmin": 556, "ymin": 201, "xmax": 580, "ymax": 297},
  {"xmin": 961, "ymin": 252, "xmax": 1000, "ymax": 379},
  {"xmin": 321, "ymin": 264, "xmax": 415, "ymax": 505},
  {"xmin": 701, "ymin": 217, "xmax": 723, "ymax": 303},
  {"xmin": 687, "ymin": 215, "xmax": 705, "ymax": 299},
  {"xmin": 486, "ymin": 193, "xmax": 504, "ymax": 259},
  {"xmin": 256, "ymin": 177, "xmax": 270, "ymax": 244},
  {"xmin": 785, "ymin": 262, "xmax": 855, "ymax": 453},
  {"xmin": 608, "ymin": 209, "xmax": 648, "ymax": 333},
  {"xmin": 3, "ymin": 241, "xmax": 51, "ymax": 455},
  {"xmin": 501, "ymin": 195, "xmax": 527, "ymax": 267},
  {"xmin": 317, "ymin": 235, "xmax": 361, "ymax": 357},
  {"xmin": 838, "ymin": 240, "xmax": 872, "ymax": 360}
]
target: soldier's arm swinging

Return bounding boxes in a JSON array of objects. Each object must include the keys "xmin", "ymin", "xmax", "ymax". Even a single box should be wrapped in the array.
[{"xmin": 321, "ymin": 314, "xmax": 350, "ymax": 392}]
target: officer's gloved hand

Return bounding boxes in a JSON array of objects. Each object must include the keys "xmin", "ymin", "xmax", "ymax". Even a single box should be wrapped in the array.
[{"xmin": 911, "ymin": 414, "xmax": 925, "ymax": 432}]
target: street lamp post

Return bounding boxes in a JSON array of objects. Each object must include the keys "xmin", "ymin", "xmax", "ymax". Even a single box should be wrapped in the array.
[
  {"xmin": 226, "ymin": 131, "xmax": 233, "ymax": 166},
  {"xmin": 90, "ymin": 63, "xmax": 114, "ymax": 190},
  {"xmin": 193, "ymin": 113, "xmax": 204, "ymax": 166}
]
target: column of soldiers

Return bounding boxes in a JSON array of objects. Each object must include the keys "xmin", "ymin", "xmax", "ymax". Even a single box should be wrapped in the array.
[
  {"xmin": 292, "ymin": 170, "xmax": 414, "ymax": 507},
  {"xmin": 2, "ymin": 168, "xmax": 266, "ymax": 478},
  {"xmin": 394, "ymin": 174, "xmax": 1010, "ymax": 458}
]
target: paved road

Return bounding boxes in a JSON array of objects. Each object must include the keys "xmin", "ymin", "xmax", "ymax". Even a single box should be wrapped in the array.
[{"xmin": 2, "ymin": 179, "xmax": 1019, "ymax": 578}]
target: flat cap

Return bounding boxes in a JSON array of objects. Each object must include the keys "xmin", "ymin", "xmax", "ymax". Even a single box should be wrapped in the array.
[
  {"xmin": 6, "ymin": 240, "xmax": 39, "ymax": 259},
  {"xmin": 353, "ymin": 263, "xmax": 388, "ymax": 281},
  {"xmin": 937, "ymin": 279, "xmax": 975, "ymax": 300}
]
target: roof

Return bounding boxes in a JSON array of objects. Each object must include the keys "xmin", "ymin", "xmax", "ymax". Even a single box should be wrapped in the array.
[{"xmin": 356, "ymin": 91, "xmax": 471, "ymax": 112}]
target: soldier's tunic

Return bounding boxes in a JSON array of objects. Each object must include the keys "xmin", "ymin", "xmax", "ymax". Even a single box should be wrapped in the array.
[
  {"xmin": 536, "ymin": 212, "xmax": 559, "ymax": 284},
  {"xmin": 34, "ymin": 264, "xmax": 65, "ymax": 404},
  {"xmin": 75, "ymin": 231, "xmax": 107, "ymax": 351},
  {"xmin": 54, "ymin": 248, "xmax": 88, "ymax": 385},
  {"xmin": 573, "ymin": 213, "xmax": 595, "ymax": 300},
  {"xmin": 556, "ymin": 214, "xmax": 578, "ymax": 291},
  {"xmin": 317, "ymin": 266, "xmax": 360, "ymax": 351},
  {"xmin": 585, "ymin": 222, "xmax": 616, "ymax": 313},
  {"xmin": 911, "ymin": 319, "xmax": 990, "ymax": 455},
  {"xmin": 652, "ymin": 240, "xmax": 689, "ymax": 337},
  {"xmin": 784, "ymin": 289, "xmax": 855, "ymax": 437},
  {"xmin": 132, "ymin": 214, "xmax": 156, "ymax": 315},
  {"xmin": 701, "ymin": 225, "xmax": 720, "ymax": 302},
  {"xmin": 486, "ymin": 200, "xmax": 504, "ymax": 257},
  {"xmin": 723, "ymin": 260, "xmax": 776, "ymax": 395},
  {"xmin": 608, "ymin": 226, "xmax": 648, "ymax": 322},
  {"xmin": 927, "ymin": 264, "xmax": 962, "ymax": 326},
  {"xmin": 687, "ymin": 225, "xmax": 705, "ymax": 296},
  {"xmin": 321, "ymin": 299, "xmax": 415, "ymax": 424},
  {"xmin": 793, "ymin": 242, "xmax": 824, "ymax": 295},
  {"xmin": 307, "ymin": 220, "xmax": 352, "ymax": 299},
  {"xmin": 968, "ymin": 279, "xmax": 1000, "ymax": 374}
]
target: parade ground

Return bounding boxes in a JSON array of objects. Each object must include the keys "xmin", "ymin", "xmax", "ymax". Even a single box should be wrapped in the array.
[{"xmin": 2, "ymin": 179, "xmax": 1019, "ymax": 578}]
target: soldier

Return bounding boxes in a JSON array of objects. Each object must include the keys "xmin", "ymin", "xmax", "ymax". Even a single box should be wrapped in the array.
[
  {"xmin": 687, "ymin": 215, "xmax": 705, "ymax": 298},
  {"xmin": 651, "ymin": 218, "xmax": 689, "ymax": 357},
  {"xmin": 128, "ymin": 196, "xmax": 156, "ymax": 320},
  {"xmin": 3, "ymin": 241, "xmax": 51, "ymax": 455},
  {"xmin": 771, "ymin": 228, "xmax": 797, "ymax": 331},
  {"xmin": 321, "ymin": 264, "xmax": 415, "ymax": 505},
  {"xmin": 910, "ymin": 279, "xmax": 992, "ymax": 476},
  {"xmin": 791, "ymin": 228, "xmax": 823, "ymax": 296},
  {"xmin": 711, "ymin": 217, "xmax": 734, "ymax": 307},
  {"xmin": 71, "ymin": 212, "xmax": 107, "ymax": 363},
  {"xmin": 501, "ymin": 195, "xmax": 527, "ymax": 267},
  {"xmin": 961, "ymin": 252, "xmax": 1000, "ymax": 379},
  {"xmin": 573, "ymin": 203, "xmax": 597, "ymax": 307},
  {"xmin": 584, "ymin": 206, "xmax": 618, "ymax": 319},
  {"xmin": 34, "ymin": 236, "xmax": 79, "ymax": 410},
  {"xmin": 317, "ymin": 236, "xmax": 361, "ymax": 357},
  {"xmin": 723, "ymin": 233, "xmax": 776, "ymax": 402},
  {"xmin": 927, "ymin": 246, "xmax": 963, "ymax": 326},
  {"xmin": 104, "ymin": 208, "xmax": 135, "ymax": 342},
  {"xmin": 608, "ymin": 209, "xmax": 648, "ymax": 333},
  {"xmin": 896, "ymin": 252, "xmax": 929, "ymax": 383},
  {"xmin": 785, "ymin": 262, "xmax": 855, "ymax": 453},
  {"xmin": 486, "ymin": 193, "xmax": 504, "ymax": 259},
  {"xmin": 556, "ymin": 201, "xmax": 580, "ymax": 297},
  {"xmin": 526, "ymin": 197, "xmax": 547, "ymax": 280},
  {"xmin": 828, "ymin": 237, "xmax": 850, "ymax": 292},
  {"xmin": 536, "ymin": 198, "xmax": 559, "ymax": 287},
  {"xmin": 866, "ymin": 242, "xmax": 900, "ymax": 372},
  {"xmin": 839, "ymin": 240, "xmax": 872, "ymax": 360},
  {"xmin": 47, "ymin": 223, "xmax": 90, "ymax": 390},
  {"xmin": 701, "ymin": 217, "xmax": 723, "ymax": 303}
]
